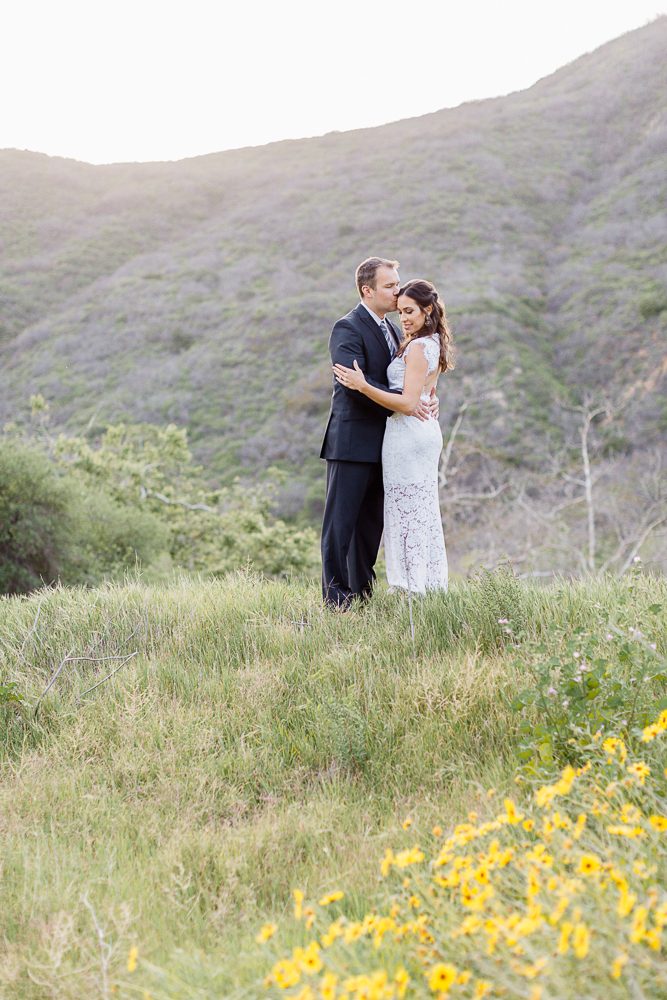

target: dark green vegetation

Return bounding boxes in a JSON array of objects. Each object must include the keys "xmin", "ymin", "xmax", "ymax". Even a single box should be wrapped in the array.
[
  {"xmin": 1, "ymin": 20, "xmax": 666, "ymax": 574},
  {"xmin": 0, "ymin": 416, "xmax": 317, "ymax": 594},
  {"xmin": 0, "ymin": 437, "xmax": 168, "ymax": 592},
  {"xmin": 1, "ymin": 572, "xmax": 666, "ymax": 996}
]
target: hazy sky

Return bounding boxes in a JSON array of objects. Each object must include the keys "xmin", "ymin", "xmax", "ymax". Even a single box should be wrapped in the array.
[{"xmin": 2, "ymin": 0, "xmax": 664, "ymax": 165}]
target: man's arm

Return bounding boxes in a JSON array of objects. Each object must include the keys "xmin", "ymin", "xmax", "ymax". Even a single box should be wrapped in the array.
[{"xmin": 329, "ymin": 320, "xmax": 398, "ymax": 417}]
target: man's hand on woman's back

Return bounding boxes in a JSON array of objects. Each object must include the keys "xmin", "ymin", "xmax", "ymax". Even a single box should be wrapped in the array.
[{"xmin": 410, "ymin": 387, "xmax": 439, "ymax": 422}]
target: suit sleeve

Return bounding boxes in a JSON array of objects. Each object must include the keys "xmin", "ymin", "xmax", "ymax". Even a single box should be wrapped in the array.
[{"xmin": 330, "ymin": 320, "xmax": 400, "ymax": 417}]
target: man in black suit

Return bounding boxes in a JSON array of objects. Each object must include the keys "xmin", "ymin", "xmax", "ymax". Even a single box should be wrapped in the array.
[{"xmin": 320, "ymin": 257, "xmax": 435, "ymax": 607}]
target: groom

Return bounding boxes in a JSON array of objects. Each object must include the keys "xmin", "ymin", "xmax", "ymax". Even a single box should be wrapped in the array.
[{"xmin": 320, "ymin": 257, "xmax": 436, "ymax": 607}]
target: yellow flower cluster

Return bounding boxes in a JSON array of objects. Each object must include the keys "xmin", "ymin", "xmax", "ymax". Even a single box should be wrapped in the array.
[
  {"xmin": 262, "ymin": 734, "xmax": 667, "ymax": 1000},
  {"xmin": 641, "ymin": 709, "xmax": 667, "ymax": 743}
]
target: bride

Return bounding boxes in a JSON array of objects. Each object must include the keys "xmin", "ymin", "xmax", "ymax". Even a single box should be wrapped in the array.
[{"xmin": 333, "ymin": 279, "xmax": 454, "ymax": 595}]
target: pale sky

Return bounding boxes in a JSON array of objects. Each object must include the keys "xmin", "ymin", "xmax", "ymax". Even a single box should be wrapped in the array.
[{"xmin": 1, "ymin": 0, "xmax": 664, "ymax": 165}]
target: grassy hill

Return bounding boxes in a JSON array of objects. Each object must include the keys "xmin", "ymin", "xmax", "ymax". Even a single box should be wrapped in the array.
[
  {"xmin": 1, "ymin": 19, "xmax": 666, "ymax": 566},
  {"xmin": 2, "ymin": 572, "xmax": 667, "ymax": 997}
]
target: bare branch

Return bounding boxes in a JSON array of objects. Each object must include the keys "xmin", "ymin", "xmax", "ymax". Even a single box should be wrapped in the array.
[
  {"xmin": 439, "ymin": 402, "xmax": 468, "ymax": 488},
  {"xmin": 77, "ymin": 652, "xmax": 138, "ymax": 702}
]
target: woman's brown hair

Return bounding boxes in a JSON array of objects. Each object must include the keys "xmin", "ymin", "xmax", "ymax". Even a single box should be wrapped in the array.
[{"xmin": 395, "ymin": 279, "xmax": 454, "ymax": 373}]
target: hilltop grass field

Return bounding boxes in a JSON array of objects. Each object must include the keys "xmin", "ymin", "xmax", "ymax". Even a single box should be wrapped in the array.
[{"xmin": 2, "ymin": 571, "xmax": 667, "ymax": 999}]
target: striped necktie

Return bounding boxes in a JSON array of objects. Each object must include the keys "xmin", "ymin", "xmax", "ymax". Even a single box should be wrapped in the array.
[{"xmin": 380, "ymin": 318, "xmax": 396, "ymax": 358}]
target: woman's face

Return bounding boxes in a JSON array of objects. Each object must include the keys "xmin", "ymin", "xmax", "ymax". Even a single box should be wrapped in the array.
[{"xmin": 398, "ymin": 295, "xmax": 426, "ymax": 336}]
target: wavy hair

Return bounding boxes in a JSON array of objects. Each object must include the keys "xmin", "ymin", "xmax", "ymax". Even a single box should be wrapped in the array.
[{"xmin": 395, "ymin": 279, "xmax": 454, "ymax": 373}]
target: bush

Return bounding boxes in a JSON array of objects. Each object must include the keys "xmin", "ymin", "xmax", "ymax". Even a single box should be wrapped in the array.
[
  {"xmin": 0, "ymin": 441, "xmax": 81, "ymax": 593},
  {"xmin": 0, "ymin": 440, "xmax": 168, "ymax": 593}
]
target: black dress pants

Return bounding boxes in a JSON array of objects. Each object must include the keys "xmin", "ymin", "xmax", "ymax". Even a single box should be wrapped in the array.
[{"xmin": 321, "ymin": 460, "xmax": 384, "ymax": 607}]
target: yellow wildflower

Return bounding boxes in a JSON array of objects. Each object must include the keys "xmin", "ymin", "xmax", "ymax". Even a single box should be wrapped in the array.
[
  {"xmin": 474, "ymin": 980, "xmax": 492, "ymax": 998},
  {"xmin": 304, "ymin": 906, "xmax": 316, "ymax": 929},
  {"xmin": 512, "ymin": 957, "xmax": 547, "ymax": 979},
  {"xmin": 127, "ymin": 946, "xmax": 138, "ymax": 973},
  {"xmin": 292, "ymin": 988, "xmax": 314, "ymax": 1000},
  {"xmin": 523, "ymin": 819, "xmax": 535, "ymax": 831},
  {"xmin": 572, "ymin": 813, "xmax": 587, "ymax": 839},
  {"xmin": 432, "ymin": 825, "xmax": 442, "ymax": 836},
  {"xmin": 380, "ymin": 849, "xmax": 394, "ymax": 877},
  {"xmin": 572, "ymin": 923, "xmax": 590, "ymax": 958},
  {"xmin": 394, "ymin": 967, "xmax": 409, "ymax": 998},
  {"xmin": 530, "ymin": 987, "xmax": 543, "ymax": 1000},
  {"xmin": 646, "ymin": 928, "xmax": 662, "ymax": 950},
  {"xmin": 428, "ymin": 963, "xmax": 457, "ymax": 993},
  {"xmin": 273, "ymin": 958, "xmax": 300, "ymax": 989},
  {"xmin": 626, "ymin": 762, "xmax": 650, "ymax": 785},
  {"xmin": 294, "ymin": 889, "xmax": 305, "ymax": 919},
  {"xmin": 255, "ymin": 922, "xmax": 278, "ymax": 943},
  {"xmin": 549, "ymin": 896, "xmax": 570, "ymax": 924},
  {"xmin": 393, "ymin": 845, "xmax": 425, "ymax": 868},
  {"xmin": 321, "ymin": 922, "xmax": 343, "ymax": 948},
  {"xmin": 619, "ymin": 805, "xmax": 641, "ymax": 827},
  {"xmin": 402, "ymin": 816, "xmax": 412, "ymax": 829},
  {"xmin": 557, "ymin": 920, "xmax": 573, "ymax": 954},
  {"xmin": 655, "ymin": 901, "xmax": 667, "ymax": 928},
  {"xmin": 343, "ymin": 921, "xmax": 364, "ymax": 943},
  {"xmin": 318, "ymin": 891, "xmax": 344, "ymax": 906},
  {"xmin": 602, "ymin": 737, "xmax": 627, "ymax": 762},
  {"xmin": 321, "ymin": 973, "xmax": 338, "ymax": 1000},
  {"xmin": 578, "ymin": 854, "xmax": 601, "ymax": 875},
  {"xmin": 617, "ymin": 888, "xmax": 637, "ymax": 917},
  {"xmin": 629, "ymin": 906, "xmax": 648, "ymax": 943},
  {"xmin": 641, "ymin": 723, "xmax": 662, "ymax": 742},
  {"xmin": 608, "ymin": 824, "xmax": 645, "ymax": 838},
  {"xmin": 650, "ymin": 815, "xmax": 667, "ymax": 831},
  {"xmin": 499, "ymin": 798, "xmax": 524, "ymax": 824},
  {"xmin": 611, "ymin": 953, "xmax": 628, "ymax": 979},
  {"xmin": 302, "ymin": 942, "xmax": 322, "ymax": 974},
  {"xmin": 458, "ymin": 970, "xmax": 472, "ymax": 984}
]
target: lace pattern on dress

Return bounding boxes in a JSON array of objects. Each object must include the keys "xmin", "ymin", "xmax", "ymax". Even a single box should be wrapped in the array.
[
  {"xmin": 403, "ymin": 335, "xmax": 440, "ymax": 377},
  {"xmin": 382, "ymin": 333, "xmax": 447, "ymax": 595}
]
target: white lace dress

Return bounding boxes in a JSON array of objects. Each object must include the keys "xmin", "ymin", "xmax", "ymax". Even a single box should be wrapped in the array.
[{"xmin": 382, "ymin": 334, "xmax": 448, "ymax": 594}]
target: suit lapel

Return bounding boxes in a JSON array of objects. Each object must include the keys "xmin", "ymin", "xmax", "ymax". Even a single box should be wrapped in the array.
[{"xmin": 354, "ymin": 303, "xmax": 392, "ymax": 361}]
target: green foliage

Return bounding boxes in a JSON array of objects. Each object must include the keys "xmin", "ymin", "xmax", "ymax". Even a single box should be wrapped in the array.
[
  {"xmin": 449, "ymin": 564, "xmax": 527, "ymax": 652},
  {"xmin": 511, "ymin": 569, "xmax": 667, "ymax": 769},
  {"xmin": 639, "ymin": 295, "xmax": 667, "ymax": 319},
  {"xmin": 0, "ymin": 418, "xmax": 317, "ymax": 594},
  {"xmin": 0, "ymin": 438, "xmax": 169, "ymax": 594},
  {"xmin": 0, "ymin": 678, "xmax": 22, "ymax": 708},
  {"xmin": 54, "ymin": 421, "xmax": 319, "ymax": 578},
  {"xmin": 0, "ymin": 440, "xmax": 78, "ymax": 593}
]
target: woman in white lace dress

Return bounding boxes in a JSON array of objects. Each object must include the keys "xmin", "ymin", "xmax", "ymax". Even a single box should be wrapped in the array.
[{"xmin": 333, "ymin": 279, "xmax": 454, "ymax": 595}]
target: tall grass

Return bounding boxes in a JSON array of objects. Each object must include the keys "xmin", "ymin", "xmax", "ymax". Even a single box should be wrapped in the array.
[{"xmin": 0, "ymin": 571, "xmax": 666, "ymax": 998}]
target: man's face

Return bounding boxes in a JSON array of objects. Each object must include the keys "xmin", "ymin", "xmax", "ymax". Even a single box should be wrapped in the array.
[{"xmin": 363, "ymin": 265, "xmax": 400, "ymax": 315}]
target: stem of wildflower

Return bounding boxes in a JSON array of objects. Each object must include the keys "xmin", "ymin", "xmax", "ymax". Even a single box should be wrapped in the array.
[{"xmin": 403, "ymin": 535, "xmax": 416, "ymax": 663}]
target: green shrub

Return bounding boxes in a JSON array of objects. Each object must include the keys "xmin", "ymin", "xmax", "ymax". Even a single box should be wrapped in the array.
[
  {"xmin": 0, "ymin": 440, "xmax": 168, "ymax": 593},
  {"xmin": 0, "ymin": 441, "xmax": 81, "ymax": 593},
  {"xmin": 639, "ymin": 297, "xmax": 667, "ymax": 320}
]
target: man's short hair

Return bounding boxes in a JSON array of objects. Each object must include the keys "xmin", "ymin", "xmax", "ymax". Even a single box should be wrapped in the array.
[{"xmin": 355, "ymin": 257, "xmax": 400, "ymax": 298}]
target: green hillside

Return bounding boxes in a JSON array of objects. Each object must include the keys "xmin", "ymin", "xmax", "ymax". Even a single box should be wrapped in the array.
[{"xmin": 1, "ymin": 18, "xmax": 666, "ymax": 572}]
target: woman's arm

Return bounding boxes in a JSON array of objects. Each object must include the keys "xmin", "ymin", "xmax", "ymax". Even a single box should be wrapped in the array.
[{"xmin": 333, "ymin": 343, "xmax": 430, "ymax": 415}]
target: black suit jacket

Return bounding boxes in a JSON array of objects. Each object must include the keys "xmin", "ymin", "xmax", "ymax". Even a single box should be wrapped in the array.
[{"xmin": 320, "ymin": 303, "xmax": 401, "ymax": 463}]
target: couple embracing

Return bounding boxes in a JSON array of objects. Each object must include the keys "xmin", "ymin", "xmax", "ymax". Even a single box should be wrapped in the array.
[{"xmin": 320, "ymin": 257, "xmax": 454, "ymax": 608}]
